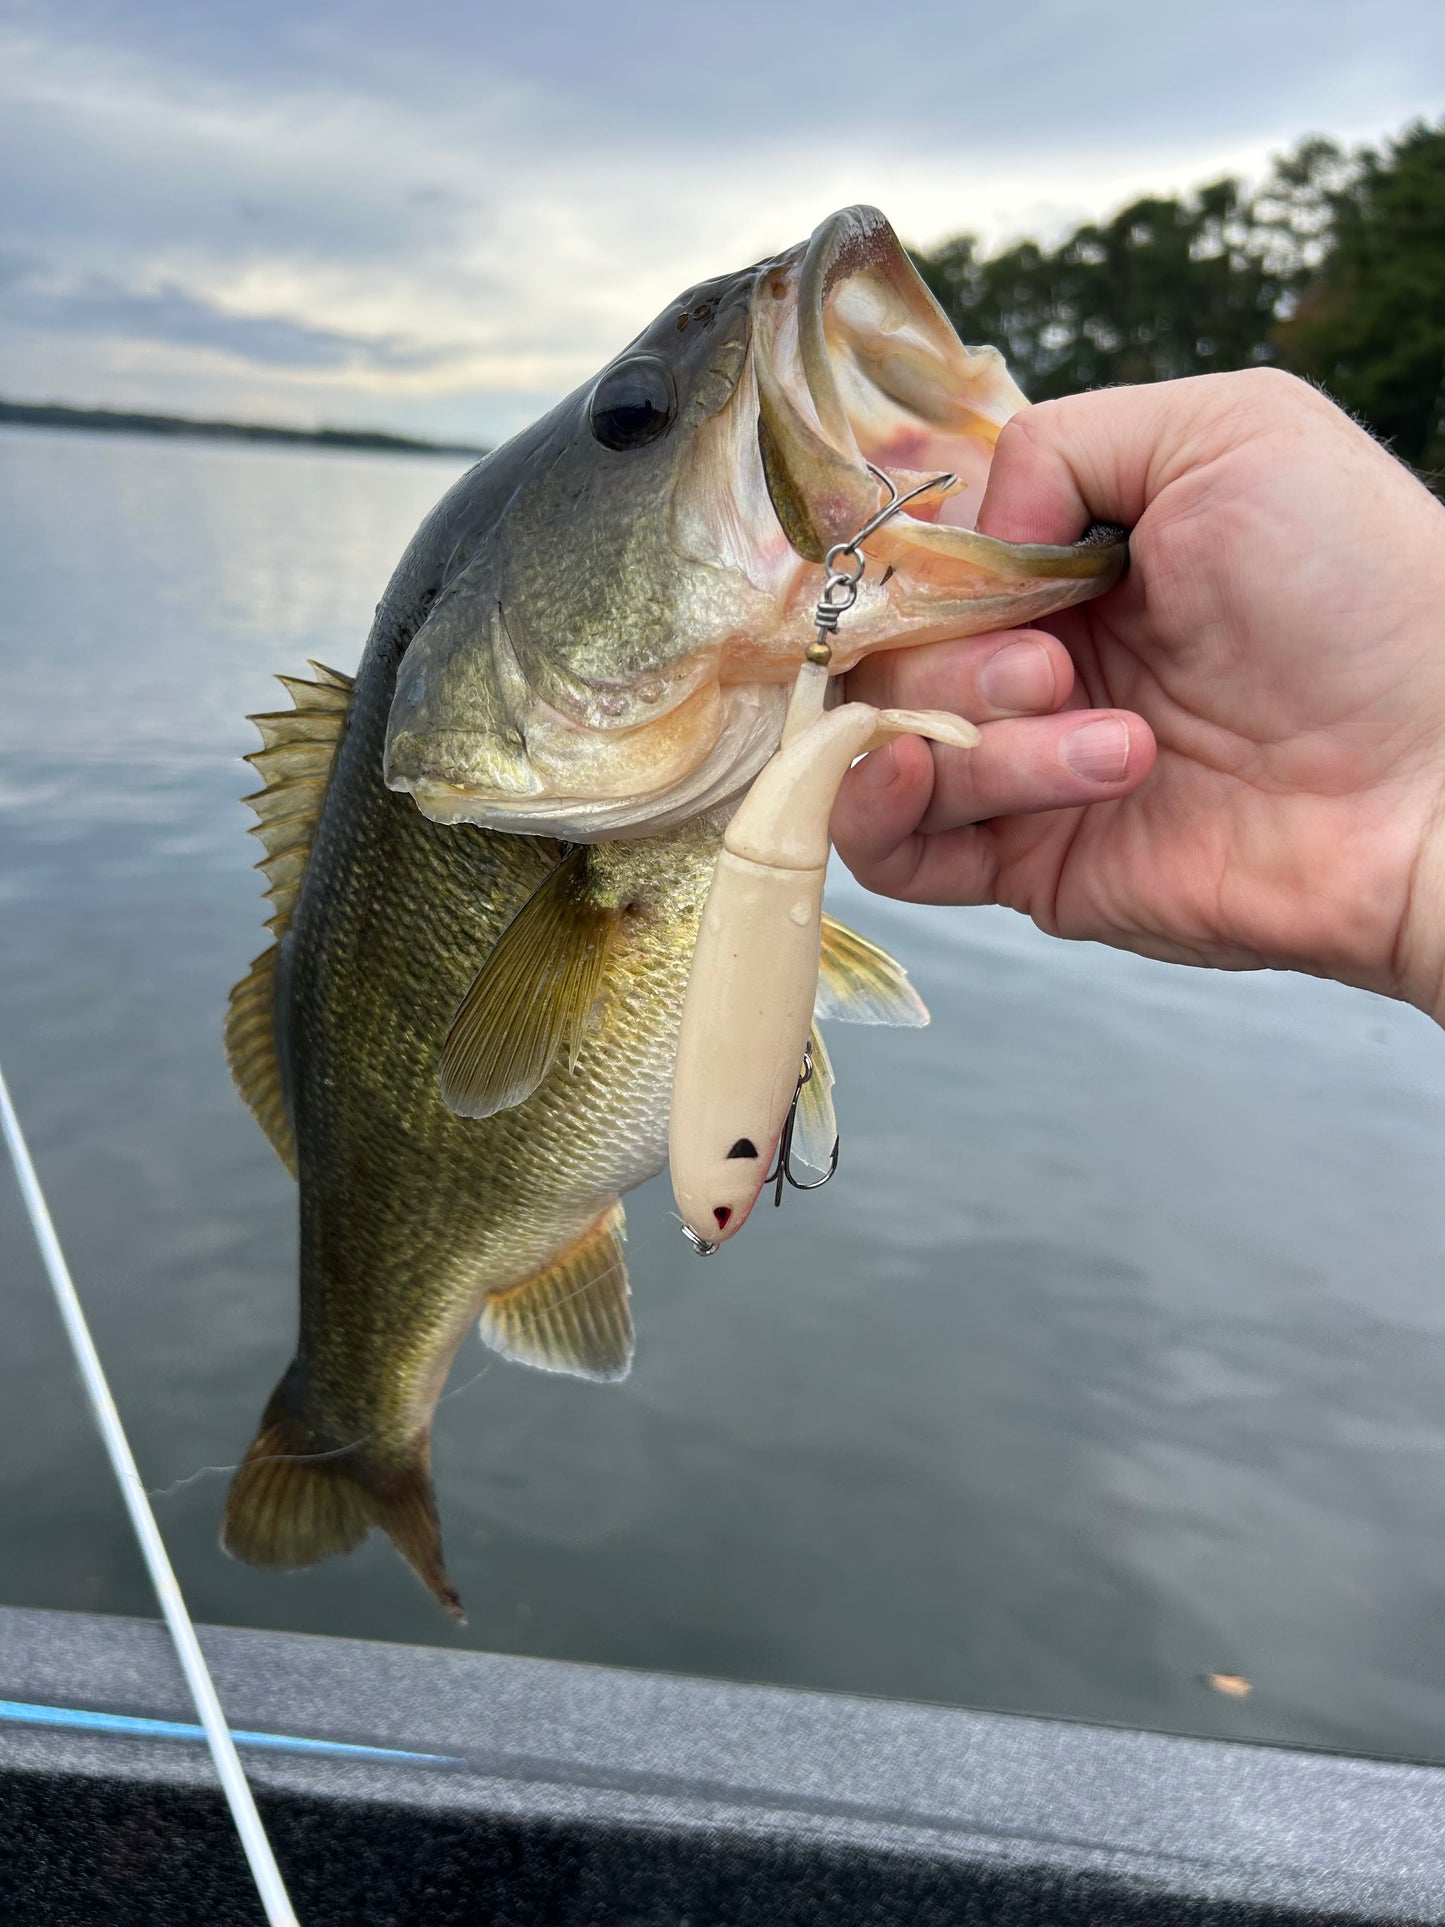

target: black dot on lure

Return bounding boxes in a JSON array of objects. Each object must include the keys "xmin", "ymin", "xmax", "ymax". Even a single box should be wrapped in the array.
[{"xmin": 726, "ymin": 1138, "xmax": 758, "ymax": 1160}]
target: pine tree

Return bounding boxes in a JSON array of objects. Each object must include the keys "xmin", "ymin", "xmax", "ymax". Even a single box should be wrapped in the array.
[
  {"xmin": 1275, "ymin": 123, "xmax": 1445, "ymax": 474},
  {"xmin": 913, "ymin": 122, "xmax": 1444, "ymax": 485}
]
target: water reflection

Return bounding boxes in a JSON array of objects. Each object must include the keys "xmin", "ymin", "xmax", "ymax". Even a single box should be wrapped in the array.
[{"xmin": 3, "ymin": 425, "xmax": 1445, "ymax": 1760}]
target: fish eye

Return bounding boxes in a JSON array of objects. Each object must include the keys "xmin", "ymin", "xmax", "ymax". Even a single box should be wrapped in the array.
[{"xmin": 589, "ymin": 356, "xmax": 676, "ymax": 452}]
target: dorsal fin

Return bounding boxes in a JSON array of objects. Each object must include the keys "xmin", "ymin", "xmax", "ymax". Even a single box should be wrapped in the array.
[{"xmin": 225, "ymin": 661, "xmax": 355, "ymax": 1172}]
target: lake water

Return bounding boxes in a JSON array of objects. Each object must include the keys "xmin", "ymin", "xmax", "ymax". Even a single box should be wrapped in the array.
[{"xmin": 4, "ymin": 422, "xmax": 1445, "ymax": 1762}]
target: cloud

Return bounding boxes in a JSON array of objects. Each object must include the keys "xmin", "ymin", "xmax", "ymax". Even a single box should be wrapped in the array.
[
  {"xmin": 4, "ymin": 267, "xmax": 459, "ymax": 373},
  {"xmin": 32, "ymin": 0, "xmax": 1444, "ymax": 150},
  {"xmin": 1, "ymin": 3, "xmax": 1441, "ymax": 440}
]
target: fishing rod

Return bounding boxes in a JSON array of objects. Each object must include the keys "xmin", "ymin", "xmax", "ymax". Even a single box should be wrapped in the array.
[{"xmin": 0, "ymin": 1057, "xmax": 301, "ymax": 1927}]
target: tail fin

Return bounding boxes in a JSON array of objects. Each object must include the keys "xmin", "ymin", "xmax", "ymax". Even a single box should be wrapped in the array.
[{"xmin": 221, "ymin": 1372, "xmax": 464, "ymax": 1622}]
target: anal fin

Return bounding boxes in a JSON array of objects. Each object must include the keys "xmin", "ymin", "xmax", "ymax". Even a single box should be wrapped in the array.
[{"xmin": 481, "ymin": 1205, "xmax": 632, "ymax": 1381}]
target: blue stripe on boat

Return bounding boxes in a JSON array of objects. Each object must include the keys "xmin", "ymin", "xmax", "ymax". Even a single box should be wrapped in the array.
[{"xmin": 0, "ymin": 1697, "xmax": 460, "ymax": 1765}]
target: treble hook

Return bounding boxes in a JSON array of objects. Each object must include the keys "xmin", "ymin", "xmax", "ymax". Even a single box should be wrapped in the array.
[{"xmin": 765, "ymin": 1039, "xmax": 841, "ymax": 1207}]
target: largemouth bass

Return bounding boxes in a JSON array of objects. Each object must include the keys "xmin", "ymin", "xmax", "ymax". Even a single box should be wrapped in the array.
[{"xmin": 222, "ymin": 208, "xmax": 1126, "ymax": 1616}]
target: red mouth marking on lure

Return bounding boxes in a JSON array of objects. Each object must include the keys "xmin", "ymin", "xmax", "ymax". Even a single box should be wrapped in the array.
[{"xmin": 713, "ymin": 1206, "xmax": 732, "ymax": 1228}]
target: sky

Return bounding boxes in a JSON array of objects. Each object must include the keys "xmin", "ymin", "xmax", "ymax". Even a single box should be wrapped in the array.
[{"xmin": 2, "ymin": 0, "xmax": 1442, "ymax": 444}]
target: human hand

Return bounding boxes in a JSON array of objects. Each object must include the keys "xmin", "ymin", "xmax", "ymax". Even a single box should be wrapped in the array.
[{"xmin": 832, "ymin": 370, "xmax": 1445, "ymax": 1023}]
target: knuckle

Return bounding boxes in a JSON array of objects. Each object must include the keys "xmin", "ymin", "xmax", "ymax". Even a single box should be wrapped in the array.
[
  {"xmin": 1242, "ymin": 365, "xmax": 1313, "ymax": 402},
  {"xmin": 1212, "ymin": 365, "xmax": 1327, "ymax": 425}
]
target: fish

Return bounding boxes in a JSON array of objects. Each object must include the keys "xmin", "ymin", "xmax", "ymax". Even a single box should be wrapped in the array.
[{"xmin": 221, "ymin": 206, "xmax": 1127, "ymax": 1617}]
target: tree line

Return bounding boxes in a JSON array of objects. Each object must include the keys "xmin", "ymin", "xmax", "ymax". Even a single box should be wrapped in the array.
[{"xmin": 914, "ymin": 120, "xmax": 1445, "ymax": 481}]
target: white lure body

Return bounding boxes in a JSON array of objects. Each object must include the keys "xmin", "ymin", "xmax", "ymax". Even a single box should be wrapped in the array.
[{"xmin": 669, "ymin": 700, "xmax": 979, "ymax": 1248}]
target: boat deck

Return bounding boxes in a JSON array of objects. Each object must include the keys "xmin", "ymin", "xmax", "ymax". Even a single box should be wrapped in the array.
[{"xmin": 1, "ymin": 1605, "xmax": 1441, "ymax": 1923}]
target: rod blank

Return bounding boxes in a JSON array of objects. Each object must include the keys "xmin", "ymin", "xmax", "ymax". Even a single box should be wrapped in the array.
[{"xmin": 0, "ymin": 1058, "xmax": 300, "ymax": 1927}]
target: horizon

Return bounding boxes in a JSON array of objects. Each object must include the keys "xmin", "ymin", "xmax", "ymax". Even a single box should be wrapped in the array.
[{"xmin": 0, "ymin": 394, "xmax": 489, "ymax": 450}]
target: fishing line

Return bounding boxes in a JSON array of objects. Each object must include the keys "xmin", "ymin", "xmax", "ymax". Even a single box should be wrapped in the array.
[
  {"xmin": 146, "ymin": 1352, "xmax": 505, "ymax": 1502},
  {"xmin": 146, "ymin": 1251, "xmax": 630, "ymax": 1501},
  {"xmin": 0, "ymin": 1057, "xmax": 301, "ymax": 1927}
]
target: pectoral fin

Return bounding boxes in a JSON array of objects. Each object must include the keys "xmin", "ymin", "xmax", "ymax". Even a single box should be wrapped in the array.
[
  {"xmin": 480, "ymin": 1205, "xmax": 633, "ymax": 1381},
  {"xmin": 440, "ymin": 847, "xmax": 619, "ymax": 1119},
  {"xmin": 817, "ymin": 915, "xmax": 929, "ymax": 1027}
]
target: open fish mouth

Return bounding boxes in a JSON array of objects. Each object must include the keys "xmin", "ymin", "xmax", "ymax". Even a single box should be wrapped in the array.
[
  {"xmin": 746, "ymin": 204, "xmax": 1125, "ymax": 670},
  {"xmin": 384, "ymin": 206, "xmax": 1126, "ymax": 841}
]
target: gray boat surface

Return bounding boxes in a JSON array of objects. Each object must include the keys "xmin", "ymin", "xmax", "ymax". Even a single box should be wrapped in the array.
[{"xmin": 1, "ymin": 1604, "xmax": 1442, "ymax": 1924}]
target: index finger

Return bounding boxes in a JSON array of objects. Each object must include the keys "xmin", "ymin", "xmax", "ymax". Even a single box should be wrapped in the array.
[{"xmin": 845, "ymin": 626, "xmax": 1076, "ymax": 716}]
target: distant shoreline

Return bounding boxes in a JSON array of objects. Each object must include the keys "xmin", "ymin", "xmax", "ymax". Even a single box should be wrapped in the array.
[{"xmin": 0, "ymin": 398, "xmax": 488, "ymax": 459}]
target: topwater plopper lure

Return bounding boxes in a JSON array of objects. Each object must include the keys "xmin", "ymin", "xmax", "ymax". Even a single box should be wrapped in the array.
[{"xmin": 669, "ymin": 468, "xmax": 982, "ymax": 1254}]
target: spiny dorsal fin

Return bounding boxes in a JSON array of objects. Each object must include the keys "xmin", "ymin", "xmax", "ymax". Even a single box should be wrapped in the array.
[
  {"xmin": 439, "ymin": 847, "xmax": 620, "ymax": 1120},
  {"xmin": 225, "ymin": 661, "xmax": 355, "ymax": 1171},
  {"xmin": 794, "ymin": 1023, "xmax": 838, "ymax": 1175},
  {"xmin": 816, "ymin": 914, "xmax": 929, "ymax": 1027},
  {"xmin": 480, "ymin": 1205, "xmax": 632, "ymax": 1380}
]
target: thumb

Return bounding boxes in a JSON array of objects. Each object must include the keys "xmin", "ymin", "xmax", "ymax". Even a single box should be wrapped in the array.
[{"xmin": 978, "ymin": 375, "xmax": 1242, "ymax": 544}]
